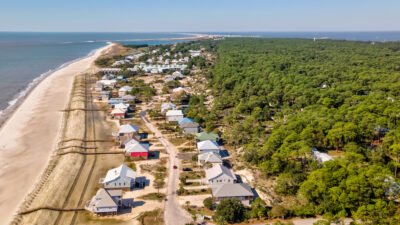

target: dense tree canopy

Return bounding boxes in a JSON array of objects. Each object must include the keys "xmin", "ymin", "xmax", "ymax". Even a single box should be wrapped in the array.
[{"xmin": 200, "ymin": 38, "xmax": 400, "ymax": 222}]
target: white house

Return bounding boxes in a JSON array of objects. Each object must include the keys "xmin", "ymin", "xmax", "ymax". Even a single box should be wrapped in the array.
[
  {"xmin": 101, "ymin": 164, "xmax": 136, "ymax": 191},
  {"xmin": 85, "ymin": 188, "xmax": 122, "ymax": 216},
  {"xmin": 189, "ymin": 50, "xmax": 202, "ymax": 57},
  {"xmin": 204, "ymin": 164, "xmax": 237, "ymax": 186},
  {"xmin": 99, "ymin": 80, "xmax": 117, "ymax": 88},
  {"xmin": 312, "ymin": 147, "xmax": 333, "ymax": 163},
  {"xmin": 112, "ymin": 124, "xmax": 140, "ymax": 147},
  {"xmin": 119, "ymin": 86, "xmax": 133, "ymax": 97},
  {"xmin": 114, "ymin": 103, "xmax": 130, "ymax": 111},
  {"xmin": 198, "ymin": 152, "xmax": 222, "ymax": 166},
  {"xmin": 197, "ymin": 140, "xmax": 220, "ymax": 154},
  {"xmin": 161, "ymin": 103, "xmax": 177, "ymax": 113},
  {"xmin": 172, "ymin": 87, "xmax": 186, "ymax": 93},
  {"xmin": 166, "ymin": 110, "xmax": 184, "ymax": 122}
]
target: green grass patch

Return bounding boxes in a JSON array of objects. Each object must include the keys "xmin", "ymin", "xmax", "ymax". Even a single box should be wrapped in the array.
[{"xmin": 137, "ymin": 193, "xmax": 166, "ymax": 202}]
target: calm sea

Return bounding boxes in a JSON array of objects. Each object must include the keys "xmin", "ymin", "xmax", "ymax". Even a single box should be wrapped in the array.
[
  {"xmin": 0, "ymin": 32, "xmax": 192, "ymax": 124},
  {"xmin": 1, "ymin": 31, "xmax": 400, "ymax": 125}
]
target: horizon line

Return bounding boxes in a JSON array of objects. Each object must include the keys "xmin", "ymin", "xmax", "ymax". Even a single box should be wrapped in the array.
[{"xmin": 1, "ymin": 30, "xmax": 400, "ymax": 33}]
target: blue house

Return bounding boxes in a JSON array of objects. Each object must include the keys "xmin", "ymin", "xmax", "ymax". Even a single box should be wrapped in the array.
[{"xmin": 178, "ymin": 118, "xmax": 194, "ymax": 125}]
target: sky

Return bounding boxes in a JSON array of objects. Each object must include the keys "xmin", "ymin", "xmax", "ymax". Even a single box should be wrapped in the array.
[{"xmin": 0, "ymin": 0, "xmax": 399, "ymax": 32}]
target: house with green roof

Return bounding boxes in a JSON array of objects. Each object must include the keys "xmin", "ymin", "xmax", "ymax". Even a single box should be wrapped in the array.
[{"xmin": 194, "ymin": 132, "xmax": 219, "ymax": 142}]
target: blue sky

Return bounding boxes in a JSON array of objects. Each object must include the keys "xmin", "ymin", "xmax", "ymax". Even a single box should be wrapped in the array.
[{"xmin": 0, "ymin": 0, "xmax": 399, "ymax": 32}]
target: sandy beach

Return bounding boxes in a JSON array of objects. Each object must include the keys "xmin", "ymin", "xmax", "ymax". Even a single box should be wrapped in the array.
[{"xmin": 0, "ymin": 42, "xmax": 114, "ymax": 225}]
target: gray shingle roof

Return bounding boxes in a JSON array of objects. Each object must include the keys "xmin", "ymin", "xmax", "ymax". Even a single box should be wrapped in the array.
[
  {"xmin": 211, "ymin": 183, "xmax": 253, "ymax": 198},
  {"xmin": 205, "ymin": 164, "xmax": 236, "ymax": 181}
]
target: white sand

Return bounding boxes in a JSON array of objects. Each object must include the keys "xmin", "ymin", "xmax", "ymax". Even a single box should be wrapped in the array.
[{"xmin": 0, "ymin": 43, "xmax": 114, "ymax": 225}]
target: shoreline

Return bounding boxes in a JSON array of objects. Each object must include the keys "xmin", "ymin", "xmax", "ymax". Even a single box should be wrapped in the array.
[
  {"xmin": 117, "ymin": 33, "xmax": 211, "ymax": 42},
  {"xmin": 0, "ymin": 43, "xmax": 109, "ymax": 130},
  {"xmin": 0, "ymin": 42, "xmax": 115, "ymax": 225}
]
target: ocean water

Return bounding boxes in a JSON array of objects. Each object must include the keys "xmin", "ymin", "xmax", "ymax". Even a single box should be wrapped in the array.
[{"xmin": 0, "ymin": 32, "xmax": 191, "ymax": 124}]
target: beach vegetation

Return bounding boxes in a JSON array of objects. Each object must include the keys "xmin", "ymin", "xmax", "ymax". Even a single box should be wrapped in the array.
[{"xmin": 188, "ymin": 38, "xmax": 400, "ymax": 222}]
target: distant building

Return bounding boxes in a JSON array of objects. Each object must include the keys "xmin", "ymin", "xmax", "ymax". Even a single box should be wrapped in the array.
[
  {"xmin": 99, "ymin": 80, "xmax": 117, "ymax": 88},
  {"xmin": 98, "ymin": 68, "xmax": 122, "ymax": 74},
  {"xmin": 122, "ymin": 95, "xmax": 136, "ymax": 103},
  {"xmin": 119, "ymin": 86, "xmax": 133, "ymax": 97},
  {"xmin": 85, "ymin": 188, "xmax": 122, "ymax": 216},
  {"xmin": 114, "ymin": 103, "xmax": 130, "ymax": 111},
  {"xmin": 211, "ymin": 183, "xmax": 254, "ymax": 206},
  {"xmin": 166, "ymin": 110, "xmax": 184, "ymax": 122},
  {"xmin": 312, "ymin": 147, "xmax": 333, "ymax": 163},
  {"xmin": 161, "ymin": 103, "xmax": 176, "ymax": 113},
  {"xmin": 189, "ymin": 50, "xmax": 202, "ymax": 57}
]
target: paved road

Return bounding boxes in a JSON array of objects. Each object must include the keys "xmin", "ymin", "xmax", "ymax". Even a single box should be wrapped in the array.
[{"xmin": 139, "ymin": 107, "xmax": 191, "ymax": 225}]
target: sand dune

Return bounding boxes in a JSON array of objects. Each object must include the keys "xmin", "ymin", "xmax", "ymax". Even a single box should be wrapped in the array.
[{"xmin": 0, "ymin": 43, "xmax": 114, "ymax": 225}]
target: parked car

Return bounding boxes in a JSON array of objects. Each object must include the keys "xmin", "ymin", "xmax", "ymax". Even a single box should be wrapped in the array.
[{"xmin": 182, "ymin": 168, "xmax": 192, "ymax": 172}]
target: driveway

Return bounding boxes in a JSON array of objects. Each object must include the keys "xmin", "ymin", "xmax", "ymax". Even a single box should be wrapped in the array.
[{"xmin": 139, "ymin": 107, "xmax": 191, "ymax": 225}]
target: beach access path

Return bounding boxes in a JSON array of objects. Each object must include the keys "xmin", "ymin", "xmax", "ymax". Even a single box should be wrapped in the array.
[
  {"xmin": 0, "ymin": 43, "xmax": 114, "ymax": 225},
  {"xmin": 139, "ymin": 106, "xmax": 192, "ymax": 225}
]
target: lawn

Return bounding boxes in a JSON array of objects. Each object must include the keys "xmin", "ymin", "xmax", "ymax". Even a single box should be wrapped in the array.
[{"xmin": 137, "ymin": 193, "xmax": 166, "ymax": 202}]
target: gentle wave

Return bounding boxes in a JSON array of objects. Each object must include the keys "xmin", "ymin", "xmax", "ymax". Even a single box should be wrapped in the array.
[{"xmin": 0, "ymin": 43, "xmax": 108, "ymax": 128}]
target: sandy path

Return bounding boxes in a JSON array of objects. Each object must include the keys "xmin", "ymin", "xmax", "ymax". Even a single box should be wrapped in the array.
[
  {"xmin": 139, "ymin": 108, "xmax": 192, "ymax": 225},
  {"xmin": 0, "ymin": 43, "xmax": 114, "ymax": 225}
]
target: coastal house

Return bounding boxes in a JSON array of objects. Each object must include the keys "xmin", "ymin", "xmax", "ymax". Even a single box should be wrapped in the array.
[
  {"xmin": 112, "ymin": 124, "xmax": 140, "ymax": 147},
  {"xmin": 161, "ymin": 103, "xmax": 176, "ymax": 113},
  {"xmin": 122, "ymin": 95, "xmax": 136, "ymax": 103},
  {"xmin": 166, "ymin": 110, "xmax": 184, "ymax": 122},
  {"xmin": 114, "ymin": 103, "xmax": 130, "ymax": 111},
  {"xmin": 172, "ymin": 87, "xmax": 186, "ymax": 93},
  {"xmin": 180, "ymin": 122, "xmax": 200, "ymax": 134},
  {"xmin": 98, "ymin": 91, "xmax": 111, "ymax": 101},
  {"xmin": 110, "ymin": 108, "xmax": 126, "ymax": 119},
  {"xmin": 211, "ymin": 183, "xmax": 254, "ymax": 206},
  {"xmin": 189, "ymin": 50, "xmax": 202, "ymax": 57},
  {"xmin": 101, "ymin": 164, "xmax": 136, "ymax": 191},
  {"xmin": 125, "ymin": 142, "xmax": 149, "ymax": 160},
  {"xmin": 178, "ymin": 118, "xmax": 194, "ymax": 125},
  {"xmin": 195, "ymin": 132, "xmax": 219, "ymax": 142},
  {"xmin": 204, "ymin": 164, "xmax": 237, "ymax": 186},
  {"xmin": 99, "ymin": 79, "xmax": 117, "ymax": 88},
  {"xmin": 98, "ymin": 68, "xmax": 122, "ymax": 74},
  {"xmin": 118, "ymin": 86, "xmax": 133, "ymax": 97},
  {"xmin": 108, "ymin": 98, "xmax": 125, "ymax": 106},
  {"xmin": 172, "ymin": 71, "xmax": 185, "ymax": 79},
  {"xmin": 85, "ymin": 188, "xmax": 122, "ymax": 216},
  {"xmin": 312, "ymin": 147, "xmax": 333, "ymax": 163},
  {"xmin": 197, "ymin": 140, "xmax": 220, "ymax": 154},
  {"xmin": 198, "ymin": 151, "xmax": 222, "ymax": 167}
]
